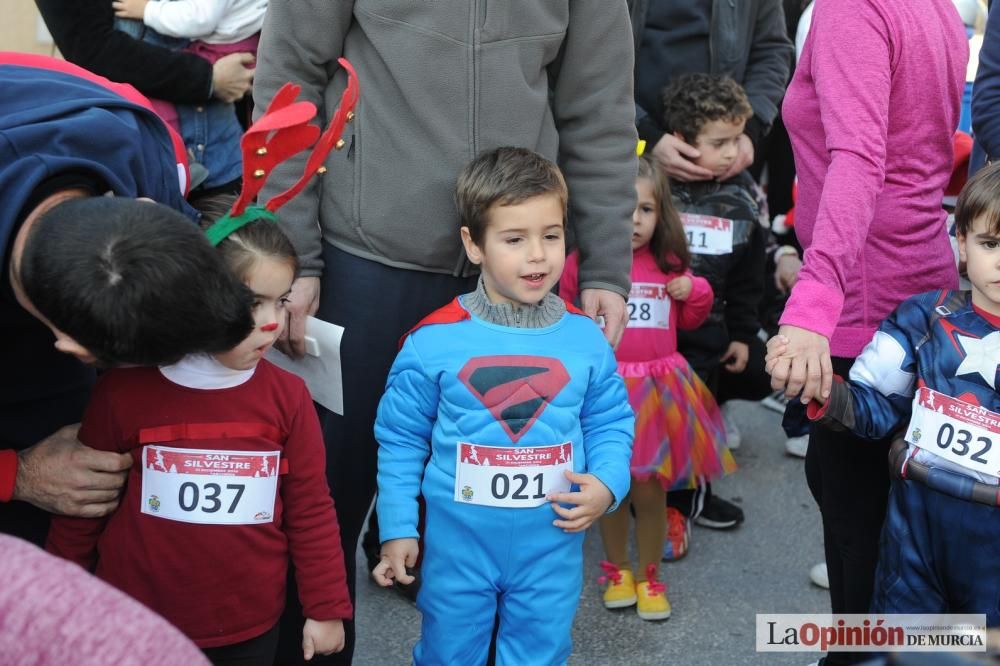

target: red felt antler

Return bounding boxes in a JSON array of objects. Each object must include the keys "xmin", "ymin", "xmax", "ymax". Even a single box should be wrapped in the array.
[
  {"xmin": 265, "ymin": 58, "xmax": 360, "ymax": 212},
  {"xmin": 226, "ymin": 58, "xmax": 360, "ymax": 217}
]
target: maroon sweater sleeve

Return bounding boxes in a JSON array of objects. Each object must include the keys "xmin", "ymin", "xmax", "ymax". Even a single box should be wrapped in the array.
[
  {"xmin": 281, "ymin": 381, "xmax": 353, "ymax": 621},
  {"xmin": 45, "ymin": 376, "xmax": 119, "ymax": 569}
]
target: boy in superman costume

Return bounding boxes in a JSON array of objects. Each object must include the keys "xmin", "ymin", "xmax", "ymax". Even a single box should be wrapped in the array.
[{"xmin": 371, "ymin": 148, "xmax": 634, "ymax": 664}]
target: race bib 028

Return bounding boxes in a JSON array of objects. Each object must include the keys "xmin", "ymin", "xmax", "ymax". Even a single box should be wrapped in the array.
[
  {"xmin": 906, "ymin": 387, "xmax": 1000, "ymax": 478},
  {"xmin": 140, "ymin": 446, "xmax": 280, "ymax": 525},
  {"xmin": 454, "ymin": 442, "xmax": 572, "ymax": 508},
  {"xmin": 627, "ymin": 282, "xmax": 670, "ymax": 329}
]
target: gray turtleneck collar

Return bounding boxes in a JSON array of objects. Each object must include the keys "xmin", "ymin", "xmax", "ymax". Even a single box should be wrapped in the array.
[{"xmin": 461, "ymin": 278, "xmax": 566, "ymax": 328}]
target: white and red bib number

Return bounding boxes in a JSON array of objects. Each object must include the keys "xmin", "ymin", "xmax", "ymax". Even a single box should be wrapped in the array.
[
  {"xmin": 627, "ymin": 283, "xmax": 670, "ymax": 329},
  {"xmin": 140, "ymin": 446, "xmax": 280, "ymax": 525},
  {"xmin": 680, "ymin": 212, "xmax": 734, "ymax": 256},
  {"xmin": 454, "ymin": 442, "xmax": 572, "ymax": 508},
  {"xmin": 906, "ymin": 387, "xmax": 1000, "ymax": 477}
]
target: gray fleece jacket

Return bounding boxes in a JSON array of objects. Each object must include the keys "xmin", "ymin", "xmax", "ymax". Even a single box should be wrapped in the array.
[{"xmin": 254, "ymin": 0, "xmax": 638, "ymax": 297}]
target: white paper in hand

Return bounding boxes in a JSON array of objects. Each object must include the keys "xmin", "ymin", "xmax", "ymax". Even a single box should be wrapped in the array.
[{"xmin": 265, "ymin": 316, "xmax": 344, "ymax": 415}]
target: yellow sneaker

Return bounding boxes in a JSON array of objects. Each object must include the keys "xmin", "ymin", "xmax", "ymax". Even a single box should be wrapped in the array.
[
  {"xmin": 636, "ymin": 564, "xmax": 671, "ymax": 621},
  {"xmin": 598, "ymin": 561, "xmax": 636, "ymax": 609}
]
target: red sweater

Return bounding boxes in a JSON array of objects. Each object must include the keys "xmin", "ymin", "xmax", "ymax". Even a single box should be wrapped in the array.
[{"xmin": 46, "ymin": 361, "xmax": 352, "ymax": 648}]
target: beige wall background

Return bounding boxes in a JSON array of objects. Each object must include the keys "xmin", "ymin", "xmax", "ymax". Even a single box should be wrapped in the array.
[{"xmin": 1, "ymin": 2, "xmax": 59, "ymax": 56}]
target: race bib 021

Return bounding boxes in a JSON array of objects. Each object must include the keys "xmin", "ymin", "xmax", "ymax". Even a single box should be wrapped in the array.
[
  {"xmin": 140, "ymin": 446, "xmax": 280, "ymax": 525},
  {"xmin": 906, "ymin": 387, "xmax": 1000, "ymax": 478},
  {"xmin": 680, "ymin": 212, "xmax": 734, "ymax": 256},
  {"xmin": 454, "ymin": 442, "xmax": 572, "ymax": 508}
]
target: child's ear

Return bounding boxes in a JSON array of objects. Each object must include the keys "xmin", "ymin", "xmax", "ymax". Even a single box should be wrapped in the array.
[
  {"xmin": 956, "ymin": 231, "xmax": 968, "ymax": 263},
  {"xmin": 460, "ymin": 227, "xmax": 484, "ymax": 265},
  {"xmin": 672, "ymin": 131, "xmax": 686, "ymax": 142}
]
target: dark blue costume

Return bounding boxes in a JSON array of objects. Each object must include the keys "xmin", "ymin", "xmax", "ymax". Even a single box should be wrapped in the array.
[
  {"xmin": 375, "ymin": 297, "xmax": 633, "ymax": 665},
  {"xmin": 0, "ymin": 53, "xmax": 193, "ymax": 544},
  {"xmin": 811, "ymin": 290, "xmax": 1000, "ymax": 623}
]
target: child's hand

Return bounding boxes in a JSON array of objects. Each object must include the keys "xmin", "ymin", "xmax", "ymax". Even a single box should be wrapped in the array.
[
  {"xmin": 546, "ymin": 470, "xmax": 613, "ymax": 533},
  {"xmin": 721, "ymin": 341, "xmax": 750, "ymax": 374},
  {"xmin": 764, "ymin": 334, "xmax": 790, "ymax": 373},
  {"xmin": 372, "ymin": 538, "xmax": 418, "ymax": 586},
  {"xmin": 302, "ymin": 618, "xmax": 345, "ymax": 660},
  {"xmin": 112, "ymin": 0, "xmax": 149, "ymax": 20},
  {"xmin": 666, "ymin": 276, "xmax": 693, "ymax": 301}
]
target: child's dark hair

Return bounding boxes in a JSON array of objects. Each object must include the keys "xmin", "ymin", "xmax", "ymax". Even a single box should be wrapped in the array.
[
  {"xmin": 18, "ymin": 197, "xmax": 255, "ymax": 366},
  {"xmin": 638, "ymin": 154, "xmax": 691, "ymax": 274},
  {"xmin": 955, "ymin": 161, "xmax": 1000, "ymax": 237},
  {"xmin": 662, "ymin": 74, "xmax": 753, "ymax": 144},
  {"xmin": 455, "ymin": 147, "xmax": 568, "ymax": 246},
  {"xmin": 195, "ymin": 193, "xmax": 300, "ymax": 282}
]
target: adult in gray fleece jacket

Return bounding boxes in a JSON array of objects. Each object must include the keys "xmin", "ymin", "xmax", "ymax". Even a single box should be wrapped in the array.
[{"xmin": 254, "ymin": 2, "xmax": 637, "ymax": 662}]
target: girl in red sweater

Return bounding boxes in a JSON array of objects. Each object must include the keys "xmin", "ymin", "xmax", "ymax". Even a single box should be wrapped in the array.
[{"xmin": 47, "ymin": 219, "xmax": 352, "ymax": 664}]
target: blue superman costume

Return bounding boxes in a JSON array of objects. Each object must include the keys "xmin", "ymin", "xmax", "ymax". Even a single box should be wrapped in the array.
[
  {"xmin": 810, "ymin": 290, "xmax": 1000, "ymax": 623},
  {"xmin": 375, "ymin": 296, "xmax": 634, "ymax": 665}
]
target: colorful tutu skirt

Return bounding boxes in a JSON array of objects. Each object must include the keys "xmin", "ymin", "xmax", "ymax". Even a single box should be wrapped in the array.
[{"xmin": 619, "ymin": 353, "xmax": 735, "ymax": 491}]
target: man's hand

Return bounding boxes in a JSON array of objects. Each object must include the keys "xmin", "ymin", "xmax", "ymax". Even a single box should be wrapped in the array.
[
  {"xmin": 666, "ymin": 275, "xmax": 693, "ymax": 302},
  {"xmin": 211, "ymin": 52, "xmax": 256, "ymax": 103},
  {"xmin": 765, "ymin": 325, "xmax": 833, "ymax": 404},
  {"xmin": 581, "ymin": 288, "xmax": 627, "ymax": 349},
  {"xmin": 651, "ymin": 134, "xmax": 714, "ymax": 182},
  {"xmin": 372, "ymin": 538, "xmax": 418, "ymax": 587},
  {"xmin": 774, "ymin": 253, "xmax": 802, "ymax": 293},
  {"xmin": 13, "ymin": 425, "xmax": 131, "ymax": 517},
  {"xmin": 302, "ymin": 618, "xmax": 345, "ymax": 660},
  {"xmin": 721, "ymin": 340, "xmax": 750, "ymax": 374},
  {"xmin": 111, "ymin": 0, "xmax": 148, "ymax": 19},
  {"xmin": 718, "ymin": 134, "xmax": 755, "ymax": 181},
  {"xmin": 547, "ymin": 471, "xmax": 614, "ymax": 533},
  {"xmin": 276, "ymin": 276, "xmax": 321, "ymax": 358}
]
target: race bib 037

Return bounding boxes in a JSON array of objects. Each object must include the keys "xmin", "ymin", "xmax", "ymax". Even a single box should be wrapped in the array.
[{"xmin": 140, "ymin": 446, "xmax": 280, "ymax": 525}]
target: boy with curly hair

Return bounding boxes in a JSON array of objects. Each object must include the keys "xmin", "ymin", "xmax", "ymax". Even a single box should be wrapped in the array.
[{"xmin": 660, "ymin": 73, "xmax": 770, "ymax": 535}]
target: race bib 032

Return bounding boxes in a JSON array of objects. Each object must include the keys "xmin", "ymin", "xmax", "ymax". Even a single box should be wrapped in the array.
[{"xmin": 906, "ymin": 387, "xmax": 1000, "ymax": 478}]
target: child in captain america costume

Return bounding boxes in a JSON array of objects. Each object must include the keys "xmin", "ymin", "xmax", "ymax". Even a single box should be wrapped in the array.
[
  {"xmin": 770, "ymin": 163, "xmax": 1000, "ymax": 624},
  {"xmin": 372, "ymin": 148, "xmax": 634, "ymax": 664}
]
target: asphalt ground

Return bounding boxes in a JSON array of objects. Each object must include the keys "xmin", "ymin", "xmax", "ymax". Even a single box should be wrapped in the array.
[{"xmin": 352, "ymin": 399, "xmax": 829, "ymax": 666}]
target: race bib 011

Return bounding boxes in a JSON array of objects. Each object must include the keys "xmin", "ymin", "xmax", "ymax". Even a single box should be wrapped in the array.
[
  {"xmin": 140, "ymin": 446, "xmax": 280, "ymax": 525},
  {"xmin": 680, "ymin": 212, "xmax": 734, "ymax": 256},
  {"xmin": 454, "ymin": 442, "xmax": 572, "ymax": 508},
  {"xmin": 906, "ymin": 387, "xmax": 1000, "ymax": 478}
]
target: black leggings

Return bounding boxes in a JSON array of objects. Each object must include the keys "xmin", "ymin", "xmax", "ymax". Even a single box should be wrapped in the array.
[
  {"xmin": 203, "ymin": 625, "xmax": 279, "ymax": 666},
  {"xmin": 804, "ymin": 356, "xmax": 891, "ymax": 666}
]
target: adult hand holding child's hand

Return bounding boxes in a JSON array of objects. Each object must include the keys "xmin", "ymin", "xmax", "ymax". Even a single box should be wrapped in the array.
[
  {"xmin": 373, "ymin": 538, "xmax": 418, "ymax": 587},
  {"xmin": 547, "ymin": 470, "xmax": 613, "ymax": 533}
]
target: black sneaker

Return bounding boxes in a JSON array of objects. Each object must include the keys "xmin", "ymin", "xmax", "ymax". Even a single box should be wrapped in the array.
[{"xmin": 693, "ymin": 496, "xmax": 744, "ymax": 530}]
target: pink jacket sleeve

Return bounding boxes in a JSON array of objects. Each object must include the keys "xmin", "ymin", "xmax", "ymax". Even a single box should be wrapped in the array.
[
  {"xmin": 779, "ymin": 0, "xmax": 892, "ymax": 338},
  {"xmin": 675, "ymin": 273, "xmax": 713, "ymax": 331},
  {"xmin": 558, "ymin": 251, "xmax": 581, "ymax": 304}
]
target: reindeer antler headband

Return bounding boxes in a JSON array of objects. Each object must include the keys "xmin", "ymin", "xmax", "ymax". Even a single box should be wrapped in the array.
[{"xmin": 205, "ymin": 58, "xmax": 360, "ymax": 246}]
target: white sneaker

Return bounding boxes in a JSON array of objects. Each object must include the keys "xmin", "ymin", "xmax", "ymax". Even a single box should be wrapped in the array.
[
  {"xmin": 721, "ymin": 403, "xmax": 741, "ymax": 450},
  {"xmin": 785, "ymin": 434, "xmax": 808, "ymax": 458},
  {"xmin": 809, "ymin": 562, "xmax": 829, "ymax": 589}
]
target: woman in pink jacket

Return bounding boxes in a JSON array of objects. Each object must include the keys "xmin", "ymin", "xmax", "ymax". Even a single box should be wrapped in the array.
[{"xmin": 766, "ymin": 1, "xmax": 967, "ymax": 664}]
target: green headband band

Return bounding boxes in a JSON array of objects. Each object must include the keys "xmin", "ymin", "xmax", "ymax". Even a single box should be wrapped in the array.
[{"xmin": 204, "ymin": 206, "xmax": 279, "ymax": 246}]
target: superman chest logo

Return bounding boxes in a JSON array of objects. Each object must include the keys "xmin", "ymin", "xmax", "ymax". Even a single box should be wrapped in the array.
[{"xmin": 458, "ymin": 356, "xmax": 570, "ymax": 443}]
